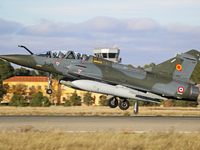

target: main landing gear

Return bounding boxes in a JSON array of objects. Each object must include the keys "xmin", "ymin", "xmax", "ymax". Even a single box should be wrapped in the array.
[
  {"xmin": 46, "ymin": 73, "xmax": 53, "ymax": 94},
  {"xmin": 108, "ymin": 97, "xmax": 139, "ymax": 114},
  {"xmin": 119, "ymin": 99, "xmax": 130, "ymax": 110},
  {"xmin": 108, "ymin": 97, "xmax": 118, "ymax": 108}
]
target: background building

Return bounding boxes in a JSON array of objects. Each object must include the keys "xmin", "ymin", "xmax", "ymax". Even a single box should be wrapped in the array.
[
  {"xmin": 2, "ymin": 76, "xmax": 104, "ymax": 105},
  {"xmin": 93, "ymin": 45, "xmax": 121, "ymax": 63}
]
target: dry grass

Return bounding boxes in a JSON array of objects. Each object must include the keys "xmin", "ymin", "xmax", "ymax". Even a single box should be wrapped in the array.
[
  {"xmin": 0, "ymin": 129, "xmax": 200, "ymax": 150},
  {"xmin": 0, "ymin": 106, "xmax": 200, "ymax": 116}
]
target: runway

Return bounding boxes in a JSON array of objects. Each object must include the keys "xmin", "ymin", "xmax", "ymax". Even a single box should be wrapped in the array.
[{"xmin": 0, "ymin": 116, "xmax": 200, "ymax": 133}]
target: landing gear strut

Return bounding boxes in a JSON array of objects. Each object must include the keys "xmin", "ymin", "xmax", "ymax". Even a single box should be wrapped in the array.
[
  {"xmin": 134, "ymin": 101, "xmax": 139, "ymax": 114},
  {"xmin": 46, "ymin": 73, "xmax": 53, "ymax": 94},
  {"xmin": 119, "ymin": 99, "xmax": 130, "ymax": 110},
  {"xmin": 108, "ymin": 97, "xmax": 118, "ymax": 108}
]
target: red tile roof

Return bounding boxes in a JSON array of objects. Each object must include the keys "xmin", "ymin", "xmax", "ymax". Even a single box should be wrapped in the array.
[{"xmin": 3, "ymin": 76, "xmax": 56, "ymax": 82}]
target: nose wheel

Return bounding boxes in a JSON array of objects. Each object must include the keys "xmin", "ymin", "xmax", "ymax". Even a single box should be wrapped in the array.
[
  {"xmin": 46, "ymin": 73, "xmax": 53, "ymax": 94},
  {"xmin": 46, "ymin": 89, "xmax": 52, "ymax": 94}
]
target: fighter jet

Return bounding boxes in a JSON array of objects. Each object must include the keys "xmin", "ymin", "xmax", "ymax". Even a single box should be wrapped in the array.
[{"xmin": 0, "ymin": 45, "xmax": 199, "ymax": 114}]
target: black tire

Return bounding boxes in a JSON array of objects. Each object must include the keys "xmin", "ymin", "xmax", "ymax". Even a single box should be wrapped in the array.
[
  {"xmin": 119, "ymin": 99, "xmax": 129, "ymax": 110},
  {"xmin": 46, "ymin": 89, "xmax": 52, "ymax": 94},
  {"xmin": 108, "ymin": 97, "xmax": 118, "ymax": 108}
]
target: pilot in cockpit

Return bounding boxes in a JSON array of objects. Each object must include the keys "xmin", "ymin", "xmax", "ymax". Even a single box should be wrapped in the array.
[
  {"xmin": 58, "ymin": 51, "xmax": 65, "ymax": 58},
  {"xmin": 77, "ymin": 53, "xmax": 81, "ymax": 60},
  {"xmin": 46, "ymin": 51, "xmax": 51, "ymax": 58},
  {"xmin": 82, "ymin": 54, "xmax": 86, "ymax": 60},
  {"xmin": 53, "ymin": 52, "xmax": 57, "ymax": 58}
]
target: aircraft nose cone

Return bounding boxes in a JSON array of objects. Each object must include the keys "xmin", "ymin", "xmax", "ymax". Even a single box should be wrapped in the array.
[
  {"xmin": 0, "ymin": 55, "xmax": 15, "ymax": 61},
  {"xmin": 0, "ymin": 54, "xmax": 34, "ymax": 67},
  {"xmin": 0, "ymin": 55, "xmax": 18, "ymax": 62}
]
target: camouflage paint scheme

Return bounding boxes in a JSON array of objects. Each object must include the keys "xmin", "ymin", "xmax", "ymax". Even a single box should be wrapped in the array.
[{"xmin": 0, "ymin": 47, "xmax": 199, "ymax": 111}]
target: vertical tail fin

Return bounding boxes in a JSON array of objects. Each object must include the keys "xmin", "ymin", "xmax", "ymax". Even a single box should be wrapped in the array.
[{"xmin": 147, "ymin": 50, "xmax": 200, "ymax": 81}]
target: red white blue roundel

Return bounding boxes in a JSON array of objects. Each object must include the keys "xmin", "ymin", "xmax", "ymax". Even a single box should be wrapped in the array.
[{"xmin": 178, "ymin": 86, "xmax": 184, "ymax": 93}]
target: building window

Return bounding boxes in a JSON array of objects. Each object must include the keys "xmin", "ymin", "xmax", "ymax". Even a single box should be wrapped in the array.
[
  {"xmin": 102, "ymin": 53, "xmax": 107, "ymax": 58},
  {"xmin": 63, "ymin": 97, "xmax": 66, "ymax": 101},
  {"xmin": 38, "ymin": 86, "xmax": 41, "ymax": 90},
  {"xmin": 108, "ymin": 53, "xmax": 116, "ymax": 58},
  {"xmin": 25, "ymin": 86, "xmax": 28, "ymax": 90},
  {"xmin": 12, "ymin": 85, "xmax": 16, "ymax": 89},
  {"xmin": 32, "ymin": 85, "xmax": 35, "ymax": 89}
]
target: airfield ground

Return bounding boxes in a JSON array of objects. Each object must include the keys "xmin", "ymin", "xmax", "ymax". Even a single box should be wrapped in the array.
[
  {"xmin": 0, "ymin": 106, "xmax": 200, "ymax": 150},
  {"xmin": 0, "ymin": 106, "xmax": 200, "ymax": 116},
  {"xmin": 0, "ymin": 131, "xmax": 200, "ymax": 150}
]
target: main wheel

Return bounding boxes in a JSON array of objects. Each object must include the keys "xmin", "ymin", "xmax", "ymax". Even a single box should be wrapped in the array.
[
  {"xmin": 108, "ymin": 97, "xmax": 118, "ymax": 108},
  {"xmin": 46, "ymin": 89, "xmax": 52, "ymax": 94},
  {"xmin": 119, "ymin": 99, "xmax": 130, "ymax": 110}
]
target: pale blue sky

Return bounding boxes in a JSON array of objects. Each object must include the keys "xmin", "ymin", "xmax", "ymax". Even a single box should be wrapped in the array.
[
  {"xmin": 0, "ymin": 0, "xmax": 200, "ymax": 66},
  {"xmin": 1, "ymin": 0, "xmax": 200, "ymax": 25}
]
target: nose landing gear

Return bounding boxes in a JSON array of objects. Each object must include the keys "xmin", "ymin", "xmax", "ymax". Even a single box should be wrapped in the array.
[{"xmin": 46, "ymin": 73, "xmax": 53, "ymax": 94}]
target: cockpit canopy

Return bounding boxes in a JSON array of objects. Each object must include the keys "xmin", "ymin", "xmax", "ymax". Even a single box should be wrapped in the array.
[{"xmin": 36, "ymin": 50, "xmax": 91, "ymax": 61}]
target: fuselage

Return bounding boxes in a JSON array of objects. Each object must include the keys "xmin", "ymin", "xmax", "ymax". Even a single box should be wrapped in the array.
[{"xmin": 0, "ymin": 50, "xmax": 198, "ymax": 101}]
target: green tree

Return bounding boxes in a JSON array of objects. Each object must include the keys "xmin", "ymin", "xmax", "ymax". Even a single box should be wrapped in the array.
[
  {"xmin": 11, "ymin": 84, "xmax": 26, "ymax": 97},
  {"xmin": 99, "ymin": 95, "xmax": 108, "ymax": 106},
  {"xmin": 9, "ymin": 95, "xmax": 20, "ymax": 106},
  {"xmin": 0, "ymin": 60, "xmax": 14, "ymax": 99},
  {"xmin": 29, "ymin": 70, "xmax": 47, "ymax": 76},
  {"xmin": 18, "ymin": 96, "xmax": 28, "ymax": 107},
  {"xmin": 190, "ymin": 62, "xmax": 200, "ymax": 83},
  {"xmin": 42, "ymin": 96, "xmax": 51, "ymax": 107},
  {"xmin": 29, "ymin": 86, "xmax": 37, "ymax": 97},
  {"xmin": 30, "ymin": 91, "xmax": 43, "ymax": 107},
  {"xmin": 30, "ymin": 91, "xmax": 51, "ymax": 107},
  {"xmin": 14, "ymin": 67, "xmax": 30, "ymax": 76},
  {"xmin": 149, "ymin": 63, "xmax": 156, "ymax": 67},
  {"xmin": 0, "ymin": 83, "xmax": 9, "ymax": 99},
  {"xmin": 143, "ymin": 64, "xmax": 149, "ymax": 69},
  {"xmin": 64, "ymin": 100, "xmax": 71, "ymax": 107},
  {"xmin": 173, "ymin": 100, "xmax": 198, "ymax": 107},
  {"xmin": 137, "ymin": 62, "xmax": 156, "ymax": 69},
  {"xmin": 137, "ymin": 65, "xmax": 143, "ymax": 69},
  {"xmin": 9, "ymin": 95, "xmax": 28, "ymax": 107},
  {"xmin": 83, "ymin": 92, "xmax": 94, "ymax": 106},
  {"xmin": 0, "ymin": 60, "xmax": 14, "ymax": 82},
  {"xmin": 127, "ymin": 64, "xmax": 134, "ymax": 67},
  {"xmin": 70, "ymin": 91, "xmax": 81, "ymax": 106}
]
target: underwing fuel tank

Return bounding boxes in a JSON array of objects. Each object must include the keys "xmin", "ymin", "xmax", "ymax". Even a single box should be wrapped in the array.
[{"xmin": 59, "ymin": 79, "xmax": 167, "ymax": 102}]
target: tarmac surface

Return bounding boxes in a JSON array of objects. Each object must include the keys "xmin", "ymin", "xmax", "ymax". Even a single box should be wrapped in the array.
[{"xmin": 0, "ymin": 116, "xmax": 200, "ymax": 133}]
